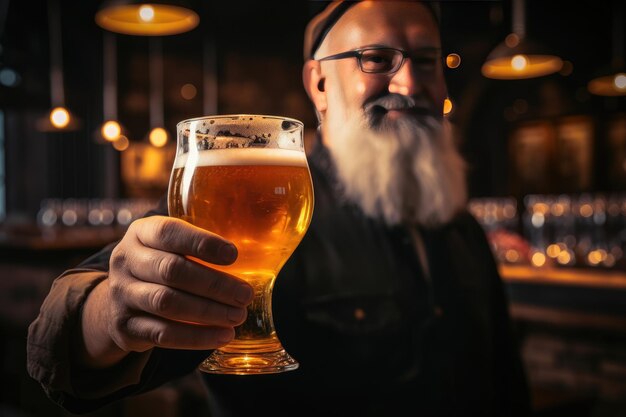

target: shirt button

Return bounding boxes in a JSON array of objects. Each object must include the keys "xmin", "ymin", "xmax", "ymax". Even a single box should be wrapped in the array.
[
  {"xmin": 354, "ymin": 308, "xmax": 366, "ymax": 320},
  {"xmin": 434, "ymin": 306, "xmax": 444, "ymax": 317}
]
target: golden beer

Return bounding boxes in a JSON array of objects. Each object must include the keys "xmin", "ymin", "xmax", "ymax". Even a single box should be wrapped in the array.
[
  {"xmin": 168, "ymin": 115, "xmax": 313, "ymax": 374},
  {"xmin": 169, "ymin": 148, "xmax": 313, "ymax": 279}
]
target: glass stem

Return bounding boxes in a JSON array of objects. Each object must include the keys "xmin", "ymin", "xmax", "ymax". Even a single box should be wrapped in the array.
[{"xmin": 222, "ymin": 276, "xmax": 281, "ymax": 354}]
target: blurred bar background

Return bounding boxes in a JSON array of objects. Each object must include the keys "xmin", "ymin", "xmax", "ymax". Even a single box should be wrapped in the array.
[{"xmin": 0, "ymin": 0, "xmax": 625, "ymax": 416}]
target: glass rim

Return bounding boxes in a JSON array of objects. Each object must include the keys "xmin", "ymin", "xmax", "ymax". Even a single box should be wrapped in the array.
[{"xmin": 176, "ymin": 114, "xmax": 303, "ymax": 129}]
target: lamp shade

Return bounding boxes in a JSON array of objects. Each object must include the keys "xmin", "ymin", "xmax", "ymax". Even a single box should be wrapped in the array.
[
  {"xmin": 587, "ymin": 67, "xmax": 626, "ymax": 96},
  {"xmin": 95, "ymin": 1, "xmax": 199, "ymax": 36},
  {"xmin": 587, "ymin": 1, "xmax": 625, "ymax": 96},
  {"xmin": 482, "ymin": 35, "xmax": 563, "ymax": 80},
  {"xmin": 482, "ymin": 0, "xmax": 562, "ymax": 80}
]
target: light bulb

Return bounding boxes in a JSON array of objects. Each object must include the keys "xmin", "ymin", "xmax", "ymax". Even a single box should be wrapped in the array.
[
  {"xmin": 614, "ymin": 73, "xmax": 626, "ymax": 90},
  {"xmin": 149, "ymin": 127, "xmax": 168, "ymax": 147},
  {"xmin": 138, "ymin": 5, "xmax": 155, "ymax": 22},
  {"xmin": 50, "ymin": 107, "xmax": 70, "ymax": 128},
  {"xmin": 102, "ymin": 120, "xmax": 121, "ymax": 141},
  {"xmin": 511, "ymin": 55, "xmax": 528, "ymax": 71}
]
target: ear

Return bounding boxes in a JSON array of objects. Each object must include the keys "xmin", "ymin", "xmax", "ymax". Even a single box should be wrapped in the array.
[{"xmin": 302, "ymin": 60, "xmax": 327, "ymax": 115}]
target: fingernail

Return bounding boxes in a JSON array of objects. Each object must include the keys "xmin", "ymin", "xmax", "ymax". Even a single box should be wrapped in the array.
[
  {"xmin": 235, "ymin": 285, "xmax": 254, "ymax": 305},
  {"xmin": 227, "ymin": 307, "xmax": 246, "ymax": 324},
  {"xmin": 218, "ymin": 243, "xmax": 237, "ymax": 264}
]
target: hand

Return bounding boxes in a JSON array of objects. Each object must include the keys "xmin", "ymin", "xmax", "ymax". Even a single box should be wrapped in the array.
[{"xmin": 79, "ymin": 216, "xmax": 254, "ymax": 366}]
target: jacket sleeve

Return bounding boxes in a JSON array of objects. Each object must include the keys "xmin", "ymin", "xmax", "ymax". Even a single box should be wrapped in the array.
[{"xmin": 26, "ymin": 196, "xmax": 211, "ymax": 414}]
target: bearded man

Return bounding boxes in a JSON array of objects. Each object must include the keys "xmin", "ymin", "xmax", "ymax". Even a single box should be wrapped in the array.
[{"xmin": 27, "ymin": 1, "xmax": 531, "ymax": 416}]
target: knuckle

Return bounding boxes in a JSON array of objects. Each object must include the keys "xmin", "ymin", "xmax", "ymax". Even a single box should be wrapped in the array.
[
  {"xmin": 192, "ymin": 235, "xmax": 209, "ymax": 257},
  {"xmin": 108, "ymin": 314, "xmax": 133, "ymax": 350},
  {"xmin": 148, "ymin": 325, "xmax": 174, "ymax": 347},
  {"xmin": 149, "ymin": 287, "xmax": 174, "ymax": 314},
  {"xmin": 125, "ymin": 219, "xmax": 139, "ymax": 236},
  {"xmin": 126, "ymin": 219, "xmax": 147, "ymax": 243},
  {"xmin": 108, "ymin": 279, "xmax": 124, "ymax": 299},
  {"xmin": 153, "ymin": 217, "xmax": 178, "ymax": 245},
  {"xmin": 107, "ymin": 273, "xmax": 131, "ymax": 304},
  {"xmin": 151, "ymin": 326, "xmax": 167, "ymax": 346},
  {"xmin": 128, "ymin": 317, "xmax": 159, "ymax": 350},
  {"xmin": 205, "ymin": 274, "xmax": 225, "ymax": 296},
  {"xmin": 110, "ymin": 245, "xmax": 128, "ymax": 272},
  {"xmin": 109, "ymin": 331, "xmax": 131, "ymax": 351},
  {"xmin": 108, "ymin": 314, "xmax": 122, "ymax": 334},
  {"xmin": 156, "ymin": 255, "xmax": 180, "ymax": 285}
]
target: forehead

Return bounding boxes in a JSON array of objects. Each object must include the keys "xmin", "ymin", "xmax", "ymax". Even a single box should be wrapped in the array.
[{"xmin": 323, "ymin": 1, "xmax": 440, "ymax": 52}]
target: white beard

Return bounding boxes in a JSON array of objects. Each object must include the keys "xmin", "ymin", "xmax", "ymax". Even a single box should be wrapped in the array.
[{"xmin": 325, "ymin": 112, "xmax": 468, "ymax": 228}]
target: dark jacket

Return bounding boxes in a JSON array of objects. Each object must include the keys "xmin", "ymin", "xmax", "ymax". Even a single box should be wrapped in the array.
[{"xmin": 27, "ymin": 143, "xmax": 531, "ymax": 416}]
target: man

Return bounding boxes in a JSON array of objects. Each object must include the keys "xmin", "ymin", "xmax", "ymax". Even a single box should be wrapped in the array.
[{"xmin": 27, "ymin": 1, "xmax": 531, "ymax": 416}]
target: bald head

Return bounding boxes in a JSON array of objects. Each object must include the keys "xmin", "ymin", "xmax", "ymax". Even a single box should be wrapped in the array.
[
  {"xmin": 304, "ymin": 1, "xmax": 441, "ymax": 61},
  {"xmin": 314, "ymin": 1, "xmax": 441, "ymax": 60}
]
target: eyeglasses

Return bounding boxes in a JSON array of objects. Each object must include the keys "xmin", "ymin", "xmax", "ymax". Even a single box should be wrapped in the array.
[{"xmin": 316, "ymin": 46, "xmax": 442, "ymax": 74}]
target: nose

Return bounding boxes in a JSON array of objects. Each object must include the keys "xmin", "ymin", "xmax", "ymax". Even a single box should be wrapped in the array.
[{"xmin": 388, "ymin": 59, "xmax": 421, "ymax": 96}]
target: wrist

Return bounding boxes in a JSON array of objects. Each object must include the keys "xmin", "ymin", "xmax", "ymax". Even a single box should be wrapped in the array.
[{"xmin": 74, "ymin": 279, "xmax": 128, "ymax": 369}]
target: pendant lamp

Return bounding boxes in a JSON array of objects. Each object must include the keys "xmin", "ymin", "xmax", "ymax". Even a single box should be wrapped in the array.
[
  {"xmin": 95, "ymin": 1, "xmax": 199, "ymax": 36},
  {"xmin": 37, "ymin": 0, "xmax": 81, "ymax": 132},
  {"xmin": 147, "ymin": 38, "xmax": 168, "ymax": 147},
  {"xmin": 482, "ymin": 0, "xmax": 563, "ymax": 80},
  {"xmin": 587, "ymin": 0, "xmax": 626, "ymax": 96},
  {"xmin": 100, "ymin": 32, "xmax": 127, "ymax": 143}
]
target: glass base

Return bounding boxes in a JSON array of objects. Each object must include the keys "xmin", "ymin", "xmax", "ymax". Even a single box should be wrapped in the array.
[{"xmin": 198, "ymin": 349, "xmax": 299, "ymax": 375}]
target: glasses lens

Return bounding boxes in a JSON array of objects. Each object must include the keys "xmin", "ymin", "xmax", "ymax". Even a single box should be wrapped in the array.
[{"xmin": 359, "ymin": 49, "xmax": 401, "ymax": 73}]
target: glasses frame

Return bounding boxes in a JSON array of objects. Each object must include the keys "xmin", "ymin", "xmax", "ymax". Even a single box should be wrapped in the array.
[{"xmin": 316, "ymin": 46, "xmax": 442, "ymax": 74}]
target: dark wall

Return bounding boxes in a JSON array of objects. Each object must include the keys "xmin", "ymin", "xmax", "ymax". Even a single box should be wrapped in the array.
[{"xmin": 1, "ymin": 0, "xmax": 625, "ymax": 217}]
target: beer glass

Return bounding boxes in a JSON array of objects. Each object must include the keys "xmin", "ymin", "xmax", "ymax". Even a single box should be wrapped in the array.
[{"xmin": 168, "ymin": 115, "xmax": 314, "ymax": 374}]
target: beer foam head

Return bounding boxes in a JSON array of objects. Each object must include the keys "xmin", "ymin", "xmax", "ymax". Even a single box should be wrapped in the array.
[
  {"xmin": 174, "ymin": 148, "xmax": 308, "ymax": 169},
  {"xmin": 177, "ymin": 114, "xmax": 304, "ymax": 153}
]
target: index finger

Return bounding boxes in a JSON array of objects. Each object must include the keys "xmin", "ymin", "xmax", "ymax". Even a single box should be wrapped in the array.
[{"xmin": 130, "ymin": 216, "xmax": 237, "ymax": 265}]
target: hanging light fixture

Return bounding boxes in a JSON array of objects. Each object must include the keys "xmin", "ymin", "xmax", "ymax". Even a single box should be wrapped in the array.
[
  {"xmin": 482, "ymin": 0, "xmax": 563, "ymax": 80},
  {"xmin": 588, "ymin": 1, "xmax": 626, "ymax": 96},
  {"xmin": 100, "ymin": 32, "xmax": 127, "ymax": 143},
  {"xmin": 147, "ymin": 37, "xmax": 169, "ymax": 147},
  {"xmin": 95, "ymin": 1, "xmax": 199, "ymax": 36},
  {"xmin": 37, "ymin": 0, "xmax": 81, "ymax": 132}
]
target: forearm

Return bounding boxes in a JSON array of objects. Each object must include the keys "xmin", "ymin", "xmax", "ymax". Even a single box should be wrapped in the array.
[{"xmin": 27, "ymin": 269, "xmax": 152, "ymax": 406}]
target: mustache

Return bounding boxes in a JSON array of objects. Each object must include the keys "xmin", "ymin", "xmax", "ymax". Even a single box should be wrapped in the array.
[
  {"xmin": 363, "ymin": 94, "xmax": 437, "ymax": 127},
  {"xmin": 364, "ymin": 94, "xmax": 423, "ymax": 111}
]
